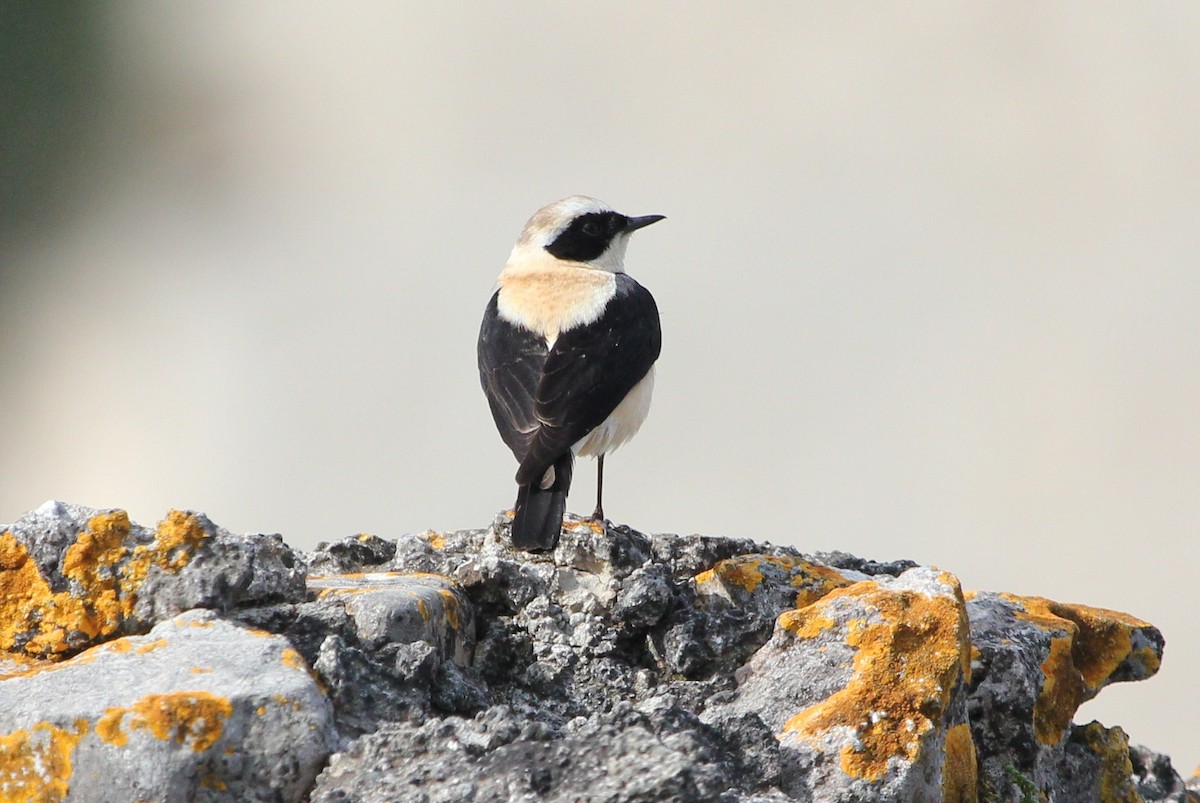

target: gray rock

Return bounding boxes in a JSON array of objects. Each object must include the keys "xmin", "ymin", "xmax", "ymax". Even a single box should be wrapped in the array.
[
  {"xmin": 0, "ymin": 501, "xmax": 305, "ymax": 659},
  {"xmin": 0, "ymin": 609, "xmax": 334, "ymax": 802},
  {"xmin": 2, "ymin": 503, "xmax": 1187, "ymax": 802},
  {"xmin": 308, "ymin": 571, "xmax": 475, "ymax": 665},
  {"xmin": 706, "ymin": 567, "xmax": 974, "ymax": 802},
  {"xmin": 965, "ymin": 590, "xmax": 1167, "ymax": 801},
  {"xmin": 311, "ymin": 702, "xmax": 785, "ymax": 803}
]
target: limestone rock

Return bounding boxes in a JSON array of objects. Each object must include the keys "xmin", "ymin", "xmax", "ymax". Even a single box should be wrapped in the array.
[
  {"xmin": 0, "ymin": 609, "xmax": 334, "ymax": 802},
  {"xmin": 1, "ymin": 503, "xmax": 1189, "ymax": 801},
  {"xmin": 0, "ymin": 501, "xmax": 305, "ymax": 659},
  {"xmin": 307, "ymin": 571, "xmax": 474, "ymax": 665},
  {"xmin": 707, "ymin": 567, "xmax": 974, "ymax": 801},
  {"xmin": 965, "ymin": 590, "xmax": 1169, "ymax": 800}
]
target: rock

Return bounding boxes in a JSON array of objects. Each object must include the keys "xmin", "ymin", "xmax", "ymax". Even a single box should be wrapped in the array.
[
  {"xmin": 1128, "ymin": 742, "xmax": 1193, "ymax": 801},
  {"xmin": 706, "ymin": 567, "xmax": 974, "ymax": 801},
  {"xmin": 310, "ymin": 701, "xmax": 788, "ymax": 803},
  {"xmin": 1, "ymin": 502, "xmax": 1188, "ymax": 801},
  {"xmin": 965, "ymin": 590, "xmax": 1170, "ymax": 800},
  {"xmin": 0, "ymin": 609, "xmax": 334, "ymax": 802},
  {"xmin": 307, "ymin": 571, "xmax": 474, "ymax": 665},
  {"xmin": 0, "ymin": 501, "xmax": 305, "ymax": 659}
]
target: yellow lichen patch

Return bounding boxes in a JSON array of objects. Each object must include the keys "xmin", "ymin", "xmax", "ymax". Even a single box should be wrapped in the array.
[
  {"xmin": 61, "ymin": 513, "xmax": 133, "ymax": 639},
  {"xmin": 702, "ymin": 555, "xmax": 767, "ymax": 593},
  {"xmin": 417, "ymin": 598, "xmax": 431, "ymax": 621},
  {"xmin": 280, "ymin": 648, "xmax": 306, "ymax": 672},
  {"xmin": 96, "ymin": 707, "xmax": 130, "ymax": 747},
  {"xmin": 1074, "ymin": 722, "xmax": 1141, "ymax": 803},
  {"xmin": 135, "ymin": 639, "xmax": 168, "ymax": 654},
  {"xmin": 0, "ymin": 526, "xmax": 118, "ymax": 657},
  {"xmin": 0, "ymin": 510, "xmax": 211, "ymax": 661},
  {"xmin": 940, "ymin": 722, "xmax": 978, "ymax": 803},
  {"xmin": 439, "ymin": 590, "xmax": 461, "ymax": 630},
  {"xmin": 190, "ymin": 667, "xmax": 213, "ymax": 674},
  {"xmin": 781, "ymin": 579, "xmax": 970, "ymax": 782},
  {"xmin": 97, "ymin": 692, "xmax": 232, "ymax": 753},
  {"xmin": 0, "ymin": 718, "xmax": 90, "ymax": 802},
  {"xmin": 1034, "ymin": 635, "xmax": 1083, "ymax": 745},
  {"xmin": 698, "ymin": 554, "xmax": 853, "ymax": 603},
  {"xmin": 426, "ymin": 533, "xmax": 446, "ymax": 550},
  {"xmin": 121, "ymin": 510, "xmax": 208, "ymax": 598},
  {"xmin": 778, "ymin": 610, "xmax": 838, "ymax": 639},
  {"xmin": 1004, "ymin": 594, "xmax": 1158, "ymax": 690}
]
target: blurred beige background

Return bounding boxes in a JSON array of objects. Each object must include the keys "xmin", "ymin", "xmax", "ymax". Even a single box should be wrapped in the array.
[{"xmin": 2, "ymin": 2, "xmax": 1196, "ymax": 769}]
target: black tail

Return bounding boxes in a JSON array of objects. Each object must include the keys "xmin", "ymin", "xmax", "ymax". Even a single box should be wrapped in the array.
[{"xmin": 511, "ymin": 453, "xmax": 573, "ymax": 551}]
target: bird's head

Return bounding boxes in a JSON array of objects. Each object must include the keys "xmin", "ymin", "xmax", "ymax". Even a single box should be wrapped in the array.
[{"xmin": 507, "ymin": 196, "xmax": 664, "ymax": 274}]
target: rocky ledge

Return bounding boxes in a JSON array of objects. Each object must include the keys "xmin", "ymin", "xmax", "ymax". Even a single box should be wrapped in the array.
[{"xmin": 1, "ymin": 502, "xmax": 1195, "ymax": 802}]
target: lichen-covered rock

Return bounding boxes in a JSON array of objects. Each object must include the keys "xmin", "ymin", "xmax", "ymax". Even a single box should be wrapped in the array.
[
  {"xmin": 706, "ymin": 568, "xmax": 974, "ymax": 801},
  {"xmin": 0, "ymin": 609, "xmax": 335, "ymax": 802},
  {"xmin": 0, "ymin": 501, "xmax": 305, "ymax": 659},
  {"xmin": 965, "ymin": 590, "xmax": 1168, "ymax": 800},
  {"xmin": 1, "ymin": 503, "xmax": 1188, "ymax": 801},
  {"xmin": 308, "ymin": 571, "xmax": 474, "ymax": 665}
]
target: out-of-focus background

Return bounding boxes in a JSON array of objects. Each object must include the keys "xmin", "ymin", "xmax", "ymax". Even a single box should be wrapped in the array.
[{"xmin": 2, "ymin": 2, "xmax": 1196, "ymax": 767}]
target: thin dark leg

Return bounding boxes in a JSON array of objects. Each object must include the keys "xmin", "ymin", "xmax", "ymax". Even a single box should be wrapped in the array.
[{"xmin": 590, "ymin": 454, "xmax": 605, "ymax": 521}]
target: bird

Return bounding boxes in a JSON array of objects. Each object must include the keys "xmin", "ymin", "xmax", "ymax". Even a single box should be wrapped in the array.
[{"xmin": 478, "ymin": 196, "xmax": 664, "ymax": 551}]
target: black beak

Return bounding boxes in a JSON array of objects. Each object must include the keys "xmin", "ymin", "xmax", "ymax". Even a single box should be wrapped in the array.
[{"xmin": 623, "ymin": 214, "xmax": 666, "ymax": 233}]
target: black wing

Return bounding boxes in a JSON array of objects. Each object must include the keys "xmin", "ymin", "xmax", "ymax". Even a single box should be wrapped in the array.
[
  {"xmin": 516, "ymin": 274, "xmax": 661, "ymax": 485},
  {"xmin": 477, "ymin": 291, "xmax": 549, "ymax": 460}
]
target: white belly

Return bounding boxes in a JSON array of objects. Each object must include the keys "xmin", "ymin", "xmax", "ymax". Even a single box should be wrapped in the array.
[{"xmin": 572, "ymin": 367, "xmax": 656, "ymax": 457}]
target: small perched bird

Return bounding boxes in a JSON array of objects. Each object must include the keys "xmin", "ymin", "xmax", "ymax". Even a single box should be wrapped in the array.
[{"xmin": 478, "ymin": 196, "xmax": 664, "ymax": 551}]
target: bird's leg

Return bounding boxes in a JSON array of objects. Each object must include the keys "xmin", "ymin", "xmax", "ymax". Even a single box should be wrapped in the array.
[{"xmin": 590, "ymin": 454, "xmax": 605, "ymax": 521}]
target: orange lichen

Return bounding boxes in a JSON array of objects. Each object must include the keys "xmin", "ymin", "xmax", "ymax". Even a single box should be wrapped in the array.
[
  {"xmin": 778, "ymin": 610, "xmax": 838, "ymax": 639},
  {"xmin": 1003, "ymin": 594, "xmax": 1158, "ymax": 689},
  {"xmin": 123, "ymin": 510, "xmax": 208, "ymax": 586},
  {"xmin": 781, "ymin": 577, "xmax": 970, "ymax": 782},
  {"xmin": 427, "ymin": 533, "xmax": 446, "ymax": 549},
  {"xmin": 696, "ymin": 554, "xmax": 853, "ymax": 603},
  {"xmin": 0, "ymin": 718, "xmax": 90, "ymax": 802},
  {"xmin": 95, "ymin": 707, "xmax": 129, "ymax": 747},
  {"xmin": 0, "ymin": 524, "xmax": 117, "ymax": 656},
  {"xmin": 280, "ymin": 648, "xmax": 306, "ymax": 671},
  {"xmin": 439, "ymin": 589, "xmax": 461, "ymax": 630},
  {"xmin": 1001, "ymin": 593, "xmax": 1160, "ymax": 745},
  {"xmin": 940, "ymin": 722, "xmax": 978, "ymax": 803},
  {"xmin": 95, "ymin": 692, "xmax": 232, "ymax": 753},
  {"xmin": 1033, "ymin": 635, "xmax": 1082, "ymax": 745},
  {"xmin": 0, "ymin": 510, "xmax": 210, "ymax": 660},
  {"xmin": 1074, "ymin": 722, "xmax": 1140, "ymax": 802}
]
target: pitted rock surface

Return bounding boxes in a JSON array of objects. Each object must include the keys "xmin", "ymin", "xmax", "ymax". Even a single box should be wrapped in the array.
[
  {"xmin": 0, "ymin": 609, "xmax": 334, "ymax": 802},
  {"xmin": 0, "ymin": 503, "xmax": 1193, "ymax": 802}
]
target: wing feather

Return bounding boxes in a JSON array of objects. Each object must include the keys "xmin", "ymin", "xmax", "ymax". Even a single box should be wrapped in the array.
[{"xmin": 516, "ymin": 275, "xmax": 661, "ymax": 484}]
